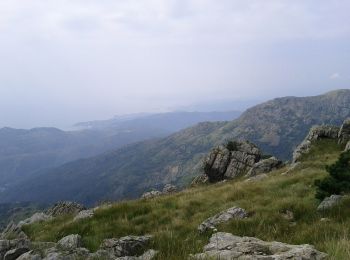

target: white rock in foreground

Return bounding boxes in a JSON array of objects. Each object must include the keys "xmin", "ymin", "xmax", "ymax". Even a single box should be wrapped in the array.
[{"xmin": 192, "ymin": 232, "xmax": 327, "ymax": 260}]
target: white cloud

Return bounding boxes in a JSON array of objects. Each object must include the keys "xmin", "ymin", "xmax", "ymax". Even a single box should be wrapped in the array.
[{"xmin": 330, "ymin": 73, "xmax": 341, "ymax": 79}]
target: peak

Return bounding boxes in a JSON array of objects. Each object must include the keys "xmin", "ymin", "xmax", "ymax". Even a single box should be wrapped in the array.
[{"xmin": 323, "ymin": 89, "xmax": 350, "ymax": 97}]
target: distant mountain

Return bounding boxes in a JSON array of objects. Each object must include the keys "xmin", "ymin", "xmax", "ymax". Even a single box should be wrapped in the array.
[
  {"xmin": 1, "ymin": 89, "xmax": 350, "ymax": 205},
  {"xmin": 74, "ymin": 111, "xmax": 242, "ymax": 131},
  {"xmin": 0, "ymin": 111, "xmax": 241, "ymax": 189}
]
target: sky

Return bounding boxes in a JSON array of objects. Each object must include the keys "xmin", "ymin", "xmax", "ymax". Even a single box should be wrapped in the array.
[{"xmin": 0, "ymin": 0, "xmax": 349, "ymax": 129}]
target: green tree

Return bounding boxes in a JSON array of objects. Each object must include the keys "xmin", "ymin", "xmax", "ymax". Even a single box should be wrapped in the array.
[{"xmin": 315, "ymin": 150, "xmax": 350, "ymax": 200}]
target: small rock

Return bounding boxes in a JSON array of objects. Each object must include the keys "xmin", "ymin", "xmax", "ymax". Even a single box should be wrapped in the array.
[
  {"xmin": 73, "ymin": 209, "xmax": 94, "ymax": 221},
  {"xmin": 198, "ymin": 207, "xmax": 248, "ymax": 233},
  {"xmin": 320, "ymin": 218, "xmax": 331, "ymax": 222},
  {"xmin": 116, "ymin": 249, "xmax": 158, "ymax": 260},
  {"xmin": 345, "ymin": 141, "xmax": 350, "ymax": 152},
  {"xmin": 46, "ymin": 201, "xmax": 86, "ymax": 217},
  {"xmin": 162, "ymin": 184, "xmax": 177, "ymax": 194},
  {"xmin": 281, "ymin": 210, "xmax": 294, "ymax": 221},
  {"xmin": 317, "ymin": 195, "xmax": 343, "ymax": 211},
  {"xmin": 141, "ymin": 191, "xmax": 162, "ymax": 199},
  {"xmin": 100, "ymin": 235, "xmax": 152, "ymax": 257},
  {"xmin": 57, "ymin": 234, "xmax": 82, "ymax": 251},
  {"xmin": 245, "ymin": 174, "xmax": 268, "ymax": 182},
  {"xmin": 338, "ymin": 118, "xmax": 350, "ymax": 144},
  {"xmin": 192, "ymin": 232, "xmax": 327, "ymax": 260}
]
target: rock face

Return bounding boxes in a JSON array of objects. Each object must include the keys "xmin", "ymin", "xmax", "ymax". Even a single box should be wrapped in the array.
[
  {"xmin": 338, "ymin": 118, "xmax": 350, "ymax": 144},
  {"xmin": 0, "ymin": 222, "xmax": 28, "ymax": 240},
  {"xmin": 317, "ymin": 195, "xmax": 343, "ymax": 211},
  {"xmin": 246, "ymin": 157, "xmax": 284, "ymax": 177},
  {"xmin": 100, "ymin": 235, "xmax": 152, "ymax": 257},
  {"xmin": 192, "ymin": 232, "xmax": 327, "ymax": 260},
  {"xmin": 46, "ymin": 201, "xmax": 86, "ymax": 217},
  {"xmin": 17, "ymin": 213, "xmax": 52, "ymax": 228},
  {"xmin": 203, "ymin": 141, "xmax": 261, "ymax": 182},
  {"xmin": 293, "ymin": 125, "xmax": 340, "ymax": 163},
  {"xmin": 0, "ymin": 239, "xmax": 30, "ymax": 260},
  {"xmin": 198, "ymin": 207, "xmax": 248, "ymax": 233}
]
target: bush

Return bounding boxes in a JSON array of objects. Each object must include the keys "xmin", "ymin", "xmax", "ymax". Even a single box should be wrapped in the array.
[{"xmin": 315, "ymin": 150, "xmax": 350, "ymax": 200}]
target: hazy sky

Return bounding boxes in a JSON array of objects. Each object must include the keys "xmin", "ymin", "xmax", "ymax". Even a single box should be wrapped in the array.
[{"xmin": 0, "ymin": 0, "xmax": 349, "ymax": 128}]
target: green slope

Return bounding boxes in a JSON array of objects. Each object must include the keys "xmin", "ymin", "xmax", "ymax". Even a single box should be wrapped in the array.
[{"xmin": 23, "ymin": 139, "xmax": 350, "ymax": 259}]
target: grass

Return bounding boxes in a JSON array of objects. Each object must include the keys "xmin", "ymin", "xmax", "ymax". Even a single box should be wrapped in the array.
[{"xmin": 23, "ymin": 139, "xmax": 350, "ymax": 259}]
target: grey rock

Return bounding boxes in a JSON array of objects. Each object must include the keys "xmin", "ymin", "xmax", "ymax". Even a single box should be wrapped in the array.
[
  {"xmin": 73, "ymin": 210, "xmax": 94, "ymax": 221},
  {"xmin": 192, "ymin": 232, "xmax": 327, "ymax": 260},
  {"xmin": 317, "ymin": 195, "xmax": 343, "ymax": 211},
  {"xmin": 0, "ymin": 239, "xmax": 30, "ymax": 260},
  {"xmin": 57, "ymin": 234, "xmax": 82, "ymax": 251},
  {"xmin": 338, "ymin": 118, "xmax": 350, "ymax": 144},
  {"xmin": 246, "ymin": 157, "xmax": 284, "ymax": 177},
  {"xmin": 46, "ymin": 202, "xmax": 86, "ymax": 217},
  {"xmin": 198, "ymin": 207, "xmax": 248, "ymax": 233},
  {"xmin": 4, "ymin": 247, "xmax": 29, "ymax": 260},
  {"xmin": 16, "ymin": 251, "xmax": 42, "ymax": 260},
  {"xmin": 141, "ymin": 191, "xmax": 162, "ymax": 199},
  {"xmin": 204, "ymin": 141, "xmax": 261, "ymax": 182},
  {"xmin": 100, "ymin": 235, "xmax": 152, "ymax": 257},
  {"xmin": 162, "ymin": 184, "xmax": 177, "ymax": 194},
  {"xmin": 18, "ymin": 213, "xmax": 52, "ymax": 228}
]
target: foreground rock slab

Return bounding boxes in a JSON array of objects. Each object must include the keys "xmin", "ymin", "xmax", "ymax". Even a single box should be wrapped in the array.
[
  {"xmin": 198, "ymin": 207, "xmax": 248, "ymax": 233},
  {"xmin": 317, "ymin": 195, "xmax": 343, "ymax": 211},
  {"xmin": 192, "ymin": 232, "xmax": 327, "ymax": 260}
]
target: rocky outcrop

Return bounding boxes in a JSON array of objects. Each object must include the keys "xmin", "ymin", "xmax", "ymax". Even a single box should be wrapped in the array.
[
  {"xmin": 17, "ymin": 213, "xmax": 52, "ymax": 228},
  {"xmin": 246, "ymin": 157, "xmax": 284, "ymax": 177},
  {"xmin": 338, "ymin": 118, "xmax": 350, "ymax": 144},
  {"xmin": 198, "ymin": 207, "xmax": 248, "ymax": 233},
  {"xmin": 73, "ymin": 209, "xmax": 94, "ymax": 222},
  {"xmin": 293, "ymin": 125, "xmax": 340, "ymax": 163},
  {"xmin": 317, "ymin": 195, "xmax": 344, "ymax": 211},
  {"xmin": 192, "ymin": 232, "xmax": 327, "ymax": 260},
  {"xmin": 46, "ymin": 201, "xmax": 86, "ymax": 217},
  {"xmin": 203, "ymin": 141, "xmax": 262, "ymax": 182},
  {"xmin": 0, "ymin": 239, "xmax": 30, "ymax": 260}
]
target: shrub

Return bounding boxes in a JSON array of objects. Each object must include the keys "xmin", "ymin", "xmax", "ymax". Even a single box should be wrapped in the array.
[{"xmin": 315, "ymin": 150, "xmax": 350, "ymax": 200}]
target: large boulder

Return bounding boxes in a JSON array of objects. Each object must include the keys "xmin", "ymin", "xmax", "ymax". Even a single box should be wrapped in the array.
[
  {"xmin": 16, "ymin": 251, "xmax": 41, "ymax": 260},
  {"xmin": 18, "ymin": 213, "xmax": 52, "ymax": 228},
  {"xmin": 317, "ymin": 195, "xmax": 343, "ymax": 211},
  {"xmin": 46, "ymin": 201, "xmax": 86, "ymax": 217},
  {"xmin": 198, "ymin": 207, "xmax": 248, "ymax": 233},
  {"xmin": 57, "ymin": 234, "xmax": 83, "ymax": 251},
  {"xmin": 338, "ymin": 118, "xmax": 350, "ymax": 144},
  {"xmin": 293, "ymin": 125, "xmax": 340, "ymax": 163},
  {"xmin": 204, "ymin": 141, "xmax": 261, "ymax": 182},
  {"xmin": 0, "ymin": 239, "xmax": 31, "ymax": 260},
  {"xmin": 192, "ymin": 232, "xmax": 327, "ymax": 260},
  {"xmin": 4, "ymin": 247, "xmax": 29, "ymax": 260},
  {"xmin": 100, "ymin": 235, "xmax": 152, "ymax": 257},
  {"xmin": 246, "ymin": 157, "xmax": 284, "ymax": 177}
]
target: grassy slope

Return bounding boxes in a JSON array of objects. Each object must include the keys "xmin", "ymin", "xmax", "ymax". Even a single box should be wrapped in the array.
[{"xmin": 23, "ymin": 139, "xmax": 350, "ymax": 259}]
